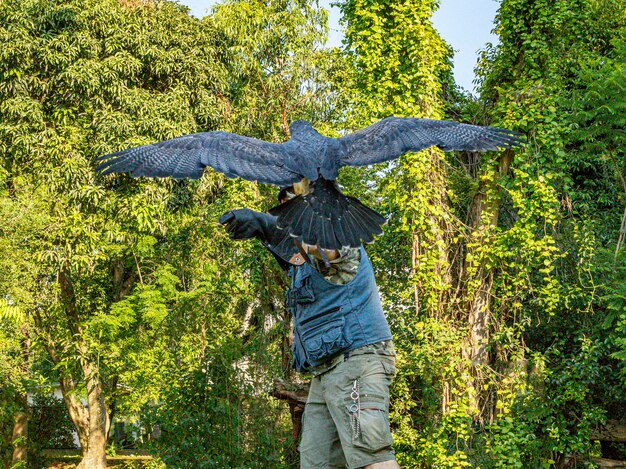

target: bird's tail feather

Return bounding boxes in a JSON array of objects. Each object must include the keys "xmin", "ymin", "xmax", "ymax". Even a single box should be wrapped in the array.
[{"xmin": 269, "ymin": 178, "xmax": 386, "ymax": 250}]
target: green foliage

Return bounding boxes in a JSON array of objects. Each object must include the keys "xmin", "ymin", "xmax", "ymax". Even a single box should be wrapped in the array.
[
  {"xmin": 471, "ymin": 0, "xmax": 626, "ymax": 466},
  {"xmin": 338, "ymin": 0, "xmax": 626, "ymax": 466},
  {"xmin": 210, "ymin": 0, "xmax": 332, "ymax": 134},
  {"xmin": 28, "ymin": 394, "xmax": 78, "ymax": 466},
  {"xmin": 338, "ymin": 0, "xmax": 498, "ymax": 466},
  {"xmin": 0, "ymin": 0, "xmax": 333, "ymax": 464},
  {"xmin": 1, "ymin": 0, "xmax": 625, "ymax": 466},
  {"xmin": 339, "ymin": 0, "xmax": 452, "ymax": 119},
  {"xmin": 566, "ymin": 39, "xmax": 626, "ymax": 242},
  {"xmin": 0, "ymin": 321, "xmax": 24, "ymax": 466},
  {"xmin": 143, "ymin": 348, "xmax": 292, "ymax": 468}
]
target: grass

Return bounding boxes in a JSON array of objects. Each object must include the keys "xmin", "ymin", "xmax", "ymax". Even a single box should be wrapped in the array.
[{"xmin": 41, "ymin": 449, "xmax": 160, "ymax": 468}]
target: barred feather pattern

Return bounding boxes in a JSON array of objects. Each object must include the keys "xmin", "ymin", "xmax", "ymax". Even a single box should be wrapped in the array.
[
  {"xmin": 339, "ymin": 117, "xmax": 526, "ymax": 167},
  {"xmin": 96, "ymin": 132, "xmax": 301, "ymax": 185}
]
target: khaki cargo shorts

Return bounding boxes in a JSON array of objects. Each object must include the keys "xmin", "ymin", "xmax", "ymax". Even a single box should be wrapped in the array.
[{"xmin": 299, "ymin": 341, "xmax": 396, "ymax": 469}]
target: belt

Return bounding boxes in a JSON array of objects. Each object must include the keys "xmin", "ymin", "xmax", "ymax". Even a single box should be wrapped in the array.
[
  {"xmin": 343, "ymin": 340, "xmax": 394, "ymax": 360},
  {"xmin": 310, "ymin": 340, "xmax": 395, "ymax": 376}
]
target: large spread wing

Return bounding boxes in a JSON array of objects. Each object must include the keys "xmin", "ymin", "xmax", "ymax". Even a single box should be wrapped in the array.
[
  {"xmin": 339, "ymin": 117, "xmax": 525, "ymax": 167},
  {"xmin": 96, "ymin": 131, "xmax": 302, "ymax": 186}
]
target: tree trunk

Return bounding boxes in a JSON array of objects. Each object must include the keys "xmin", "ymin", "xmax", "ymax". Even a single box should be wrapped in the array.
[
  {"xmin": 411, "ymin": 233, "xmax": 421, "ymax": 315},
  {"xmin": 11, "ymin": 395, "xmax": 28, "ymax": 467},
  {"xmin": 55, "ymin": 264, "xmax": 109, "ymax": 468},
  {"xmin": 75, "ymin": 364, "xmax": 108, "ymax": 469},
  {"xmin": 463, "ymin": 150, "xmax": 513, "ymax": 422},
  {"xmin": 11, "ymin": 334, "xmax": 31, "ymax": 466},
  {"xmin": 107, "ymin": 375, "xmax": 118, "ymax": 441},
  {"xmin": 467, "ymin": 269, "xmax": 494, "ymax": 368},
  {"xmin": 409, "ymin": 149, "xmax": 454, "ymax": 318},
  {"xmin": 465, "ymin": 185, "xmax": 497, "ymax": 369}
]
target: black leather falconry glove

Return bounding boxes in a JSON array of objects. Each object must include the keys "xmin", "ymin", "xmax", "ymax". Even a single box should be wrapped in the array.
[{"xmin": 219, "ymin": 209, "xmax": 298, "ymax": 268}]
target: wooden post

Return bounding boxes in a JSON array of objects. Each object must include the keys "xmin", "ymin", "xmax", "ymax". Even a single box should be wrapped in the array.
[
  {"xmin": 592, "ymin": 420, "xmax": 626, "ymax": 443},
  {"xmin": 271, "ymin": 379, "xmax": 309, "ymax": 442}
]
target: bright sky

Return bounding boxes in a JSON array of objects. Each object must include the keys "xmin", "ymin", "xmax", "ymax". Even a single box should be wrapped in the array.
[{"xmin": 179, "ymin": 0, "xmax": 500, "ymax": 94}]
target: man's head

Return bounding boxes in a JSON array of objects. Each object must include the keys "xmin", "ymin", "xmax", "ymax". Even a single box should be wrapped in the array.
[{"xmin": 278, "ymin": 178, "xmax": 310, "ymax": 203}]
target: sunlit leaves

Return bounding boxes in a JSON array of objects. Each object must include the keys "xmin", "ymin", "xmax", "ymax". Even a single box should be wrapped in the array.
[
  {"xmin": 0, "ymin": 0, "xmax": 233, "ymax": 455},
  {"xmin": 0, "ymin": 0, "xmax": 337, "ymax": 462},
  {"xmin": 210, "ymin": 0, "xmax": 333, "ymax": 139},
  {"xmin": 472, "ymin": 0, "xmax": 626, "ymax": 464}
]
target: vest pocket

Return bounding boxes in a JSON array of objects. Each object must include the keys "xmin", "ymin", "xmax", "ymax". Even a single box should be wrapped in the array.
[
  {"xmin": 299, "ymin": 306, "xmax": 341, "ymax": 327},
  {"xmin": 302, "ymin": 318, "xmax": 352, "ymax": 364},
  {"xmin": 296, "ymin": 286, "xmax": 315, "ymax": 303},
  {"xmin": 286, "ymin": 278, "xmax": 315, "ymax": 313}
]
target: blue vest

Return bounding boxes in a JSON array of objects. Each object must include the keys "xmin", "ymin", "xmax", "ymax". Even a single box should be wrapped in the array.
[{"xmin": 286, "ymin": 246, "xmax": 392, "ymax": 372}]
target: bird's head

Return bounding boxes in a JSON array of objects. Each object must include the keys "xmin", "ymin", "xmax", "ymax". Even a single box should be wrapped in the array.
[{"xmin": 288, "ymin": 120, "xmax": 314, "ymax": 135}]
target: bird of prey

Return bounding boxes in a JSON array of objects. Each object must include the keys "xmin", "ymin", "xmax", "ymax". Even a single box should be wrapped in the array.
[{"xmin": 96, "ymin": 117, "xmax": 525, "ymax": 250}]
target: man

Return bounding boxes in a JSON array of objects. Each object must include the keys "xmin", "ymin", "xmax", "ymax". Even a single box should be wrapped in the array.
[{"xmin": 220, "ymin": 184, "xmax": 400, "ymax": 469}]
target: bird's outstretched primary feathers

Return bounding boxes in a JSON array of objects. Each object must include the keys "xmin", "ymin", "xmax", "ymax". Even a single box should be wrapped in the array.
[{"xmin": 96, "ymin": 117, "xmax": 525, "ymax": 250}]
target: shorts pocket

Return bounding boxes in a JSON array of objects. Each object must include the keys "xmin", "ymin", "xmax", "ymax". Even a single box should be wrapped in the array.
[
  {"xmin": 348, "ymin": 396, "xmax": 394, "ymax": 452},
  {"xmin": 380, "ymin": 358, "xmax": 396, "ymax": 377}
]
